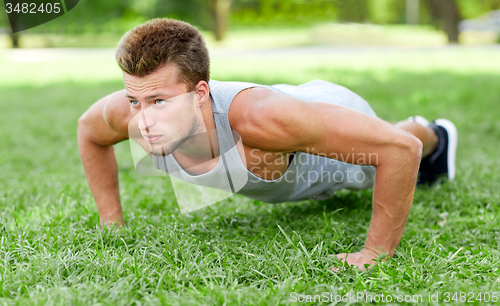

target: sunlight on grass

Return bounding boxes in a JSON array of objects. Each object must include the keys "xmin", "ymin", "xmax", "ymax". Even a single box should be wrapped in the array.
[{"xmin": 1, "ymin": 46, "xmax": 500, "ymax": 88}]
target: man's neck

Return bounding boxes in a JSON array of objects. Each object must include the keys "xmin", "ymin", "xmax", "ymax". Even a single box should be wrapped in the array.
[{"xmin": 173, "ymin": 95, "xmax": 220, "ymax": 166}]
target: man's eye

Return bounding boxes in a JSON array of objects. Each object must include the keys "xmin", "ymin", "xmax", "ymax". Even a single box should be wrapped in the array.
[
  {"xmin": 130, "ymin": 100, "xmax": 140, "ymax": 107},
  {"xmin": 155, "ymin": 99, "xmax": 166, "ymax": 105}
]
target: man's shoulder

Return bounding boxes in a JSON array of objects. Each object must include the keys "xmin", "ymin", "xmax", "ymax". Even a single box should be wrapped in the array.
[
  {"xmin": 209, "ymin": 79, "xmax": 265, "ymax": 102},
  {"xmin": 228, "ymin": 86, "xmax": 275, "ymax": 125},
  {"xmin": 102, "ymin": 89, "xmax": 134, "ymax": 137},
  {"xmin": 209, "ymin": 79, "xmax": 262, "ymax": 89},
  {"xmin": 227, "ymin": 84, "xmax": 313, "ymax": 152}
]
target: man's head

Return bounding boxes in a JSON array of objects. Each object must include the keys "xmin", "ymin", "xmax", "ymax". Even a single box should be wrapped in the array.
[
  {"xmin": 118, "ymin": 18, "xmax": 211, "ymax": 156},
  {"xmin": 115, "ymin": 18, "xmax": 210, "ymax": 91}
]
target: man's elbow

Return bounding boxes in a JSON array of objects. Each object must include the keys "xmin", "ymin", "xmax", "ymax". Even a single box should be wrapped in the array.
[
  {"xmin": 77, "ymin": 112, "xmax": 95, "ymax": 147},
  {"xmin": 77, "ymin": 113, "xmax": 88, "ymax": 134},
  {"xmin": 400, "ymin": 134, "xmax": 423, "ymax": 167}
]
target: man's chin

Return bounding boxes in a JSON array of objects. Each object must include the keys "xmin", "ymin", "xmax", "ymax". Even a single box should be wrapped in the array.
[{"xmin": 149, "ymin": 144, "xmax": 176, "ymax": 156}]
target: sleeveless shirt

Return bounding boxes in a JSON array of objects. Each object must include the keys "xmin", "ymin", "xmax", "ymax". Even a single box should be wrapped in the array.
[{"xmin": 152, "ymin": 79, "xmax": 377, "ymax": 203}]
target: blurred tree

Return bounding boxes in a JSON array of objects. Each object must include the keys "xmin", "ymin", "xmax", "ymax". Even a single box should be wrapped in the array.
[
  {"xmin": 368, "ymin": 0, "xmax": 405, "ymax": 24},
  {"xmin": 457, "ymin": 0, "xmax": 500, "ymax": 19},
  {"xmin": 231, "ymin": 0, "xmax": 338, "ymax": 26},
  {"xmin": 425, "ymin": 0, "xmax": 461, "ymax": 43},
  {"xmin": 11, "ymin": 32, "xmax": 19, "ymax": 48},
  {"xmin": 28, "ymin": 0, "xmax": 211, "ymax": 34},
  {"xmin": 5, "ymin": 0, "xmax": 500, "ymax": 47},
  {"xmin": 335, "ymin": 0, "xmax": 369, "ymax": 22},
  {"xmin": 406, "ymin": 0, "xmax": 419, "ymax": 24},
  {"xmin": 209, "ymin": 0, "xmax": 232, "ymax": 41},
  {"xmin": 0, "ymin": 8, "xmax": 17, "ymax": 47},
  {"xmin": 486, "ymin": 0, "xmax": 500, "ymax": 9}
]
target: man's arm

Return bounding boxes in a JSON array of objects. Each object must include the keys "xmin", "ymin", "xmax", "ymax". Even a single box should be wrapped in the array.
[
  {"xmin": 230, "ymin": 88, "xmax": 422, "ymax": 269},
  {"xmin": 77, "ymin": 90, "xmax": 132, "ymax": 227}
]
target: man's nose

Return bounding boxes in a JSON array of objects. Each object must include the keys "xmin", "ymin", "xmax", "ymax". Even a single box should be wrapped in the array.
[{"xmin": 137, "ymin": 108, "xmax": 156, "ymax": 131}]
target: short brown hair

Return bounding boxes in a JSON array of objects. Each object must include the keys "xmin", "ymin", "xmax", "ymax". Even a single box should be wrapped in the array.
[{"xmin": 115, "ymin": 18, "xmax": 210, "ymax": 90}]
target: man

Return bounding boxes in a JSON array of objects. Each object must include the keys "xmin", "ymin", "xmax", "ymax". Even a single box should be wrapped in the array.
[{"xmin": 77, "ymin": 18, "xmax": 457, "ymax": 271}]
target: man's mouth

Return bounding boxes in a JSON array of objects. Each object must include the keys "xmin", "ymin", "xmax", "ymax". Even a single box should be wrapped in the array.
[{"xmin": 143, "ymin": 134, "xmax": 163, "ymax": 143}]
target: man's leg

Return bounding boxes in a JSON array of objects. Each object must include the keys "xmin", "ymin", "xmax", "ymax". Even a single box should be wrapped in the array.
[
  {"xmin": 393, "ymin": 116, "xmax": 457, "ymax": 185},
  {"xmin": 393, "ymin": 118, "xmax": 438, "ymax": 158}
]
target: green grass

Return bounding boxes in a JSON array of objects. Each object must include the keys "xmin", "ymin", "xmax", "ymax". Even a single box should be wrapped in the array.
[{"xmin": 1, "ymin": 46, "xmax": 500, "ymax": 305}]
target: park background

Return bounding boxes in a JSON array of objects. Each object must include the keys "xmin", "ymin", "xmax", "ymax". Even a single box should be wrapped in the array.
[{"xmin": 1, "ymin": 0, "xmax": 500, "ymax": 305}]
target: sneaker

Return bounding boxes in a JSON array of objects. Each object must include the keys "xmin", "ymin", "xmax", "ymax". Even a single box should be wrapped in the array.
[
  {"xmin": 417, "ymin": 119, "xmax": 457, "ymax": 186},
  {"xmin": 408, "ymin": 115, "xmax": 430, "ymax": 128}
]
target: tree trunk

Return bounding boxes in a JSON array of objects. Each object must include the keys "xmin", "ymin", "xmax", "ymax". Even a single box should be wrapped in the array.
[
  {"xmin": 11, "ymin": 32, "xmax": 19, "ymax": 48},
  {"xmin": 426, "ymin": 0, "xmax": 461, "ymax": 43},
  {"xmin": 406, "ymin": 0, "xmax": 419, "ymax": 25},
  {"xmin": 209, "ymin": 0, "xmax": 231, "ymax": 41},
  {"xmin": 488, "ymin": 0, "xmax": 500, "ymax": 10}
]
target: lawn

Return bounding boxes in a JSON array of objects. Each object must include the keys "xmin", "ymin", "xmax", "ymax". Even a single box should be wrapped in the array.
[{"xmin": 0, "ymin": 45, "xmax": 500, "ymax": 305}]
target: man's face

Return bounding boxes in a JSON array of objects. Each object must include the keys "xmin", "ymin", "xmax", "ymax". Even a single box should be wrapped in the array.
[{"xmin": 124, "ymin": 63, "xmax": 202, "ymax": 156}]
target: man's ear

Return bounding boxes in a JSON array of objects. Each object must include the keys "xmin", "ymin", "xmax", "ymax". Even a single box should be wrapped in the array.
[{"xmin": 194, "ymin": 81, "xmax": 210, "ymax": 107}]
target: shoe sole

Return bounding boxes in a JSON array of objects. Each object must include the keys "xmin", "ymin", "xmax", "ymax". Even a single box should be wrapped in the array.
[{"xmin": 434, "ymin": 119, "xmax": 457, "ymax": 181}]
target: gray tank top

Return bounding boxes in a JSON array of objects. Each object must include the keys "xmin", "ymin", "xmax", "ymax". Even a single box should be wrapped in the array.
[{"xmin": 154, "ymin": 79, "xmax": 377, "ymax": 203}]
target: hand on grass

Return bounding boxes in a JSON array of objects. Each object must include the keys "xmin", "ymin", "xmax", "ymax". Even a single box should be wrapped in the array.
[
  {"xmin": 100, "ymin": 214, "xmax": 125, "ymax": 229},
  {"xmin": 331, "ymin": 249, "xmax": 381, "ymax": 272}
]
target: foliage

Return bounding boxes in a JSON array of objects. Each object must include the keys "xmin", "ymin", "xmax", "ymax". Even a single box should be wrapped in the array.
[
  {"xmin": 231, "ymin": 0, "xmax": 500, "ymax": 27},
  {"xmin": 457, "ymin": 0, "xmax": 500, "ymax": 19},
  {"xmin": 0, "ymin": 6, "xmax": 8, "ymax": 29},
  {"xmin": 230, "ymin": 0, "xmax": 339, "ymax": 26},
  {"xmin": 368, "ymin": 0, "xmax": 403, "ymax": 24},
  {"xmin": 2, "ymin": 0, "xmax": 500, "ymax": 37},
  {"xmin": 26, "ymin": 0, "xmax": 211, "ymax": 34},
  {"xmin": 335, "ymin": 0, "xmax": 369, "ymax": 22}
]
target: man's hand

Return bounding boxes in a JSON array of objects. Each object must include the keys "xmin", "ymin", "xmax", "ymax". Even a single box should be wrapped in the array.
[
  {"xmin": 100, "ymin": 213, "xmax": 125, "ymax": 228},
  {"xmin": 331, "ymin": 249, "xmax": 386, "ymax": 272}
]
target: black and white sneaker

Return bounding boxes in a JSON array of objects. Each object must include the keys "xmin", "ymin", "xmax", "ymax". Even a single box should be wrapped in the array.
[{"xmin": 417, "ymin": 119, "xmax": 458, "ymax": 186}]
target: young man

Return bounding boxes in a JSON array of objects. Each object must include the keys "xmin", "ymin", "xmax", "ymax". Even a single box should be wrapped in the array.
[{"xmin": 77, "ymin": 18, "xmax": 457, "ymax": 271}]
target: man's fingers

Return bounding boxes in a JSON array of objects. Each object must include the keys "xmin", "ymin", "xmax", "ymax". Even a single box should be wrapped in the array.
[
  {"xmin": 330, "ymin": 253, "xmax": 348, "ymax": 272},
  {"xmin": 330, "ymin": 252, "xmax": 375, "ymax": 272},
  {"xmin": 335, "ymin": 253, "xmax": 348, "ymax": 260}
]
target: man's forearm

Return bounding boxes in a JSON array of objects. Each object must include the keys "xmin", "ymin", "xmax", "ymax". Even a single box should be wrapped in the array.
[
  {"xmin": 78, "ymin": 129, "xmax": 124, "ymax": 226},
  {"xmin": 363, "ymin": 142, "xmax": 422, "ymax": 257}
]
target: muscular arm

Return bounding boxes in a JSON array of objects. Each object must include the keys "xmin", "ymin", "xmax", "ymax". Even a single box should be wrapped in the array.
[
  {"xmin": 230, "ymin": 88, "xmax": 422, "ymax": 268},
  {"xmin": 77, "ymin": 90, "xmax": 132, "ymax": 227}
]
